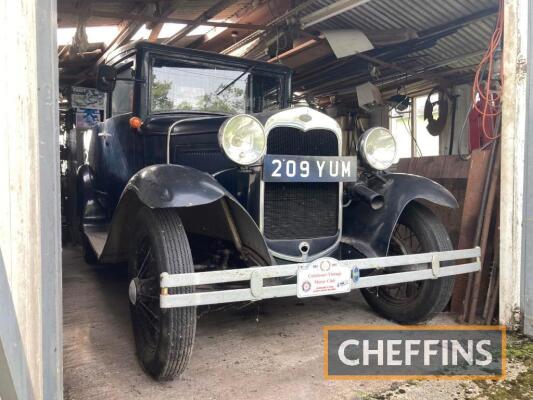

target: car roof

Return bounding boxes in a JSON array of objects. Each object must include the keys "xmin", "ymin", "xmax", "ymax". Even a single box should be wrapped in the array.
[{"xmin": 106, "ymin": 41, "xmax": 292, "ymax": 76}]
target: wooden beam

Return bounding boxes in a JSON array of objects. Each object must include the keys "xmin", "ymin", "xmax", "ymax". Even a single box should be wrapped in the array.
[
  {"xmin": 95, "ymin": 3, "xmax": 156, "ymax": 65},
  {"xmin": 147, "ymin": 1, "xmax": 180, "ymax": 42},
  {"xmin": 67, "ymin": 3, "xmax": 157, "ymax": 84},
  {"xmin": 148, "ymin": 24, "xmax": 163, "ymax": 42}
]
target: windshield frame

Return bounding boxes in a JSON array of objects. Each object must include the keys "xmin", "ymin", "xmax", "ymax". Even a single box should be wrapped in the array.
[{"xmin": 146, "ymin": 51, "xmax": 291, "ymax": 116}]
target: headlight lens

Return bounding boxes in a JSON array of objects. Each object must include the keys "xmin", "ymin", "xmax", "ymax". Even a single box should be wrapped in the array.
[
  {"xmin": 219, "ymin": 115, "xmax": 266, "ymax": 165},
  {"xmin": 359, "ymin": 127, "xmax": 397, "ymax": 170}
]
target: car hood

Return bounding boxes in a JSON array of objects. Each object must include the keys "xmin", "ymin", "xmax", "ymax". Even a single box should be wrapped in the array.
[{"xmin": 141, "ymin": 112, "xmax": 230, "ymax": 136}]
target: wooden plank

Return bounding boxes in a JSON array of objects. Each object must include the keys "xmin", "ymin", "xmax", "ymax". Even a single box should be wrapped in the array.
[
  {"xmin": 467, "ymin": 145, "xmax": 501, "ymax": 322},
  {"xmin": 395, "ymin": 155, "xmax": 471, "ymax": 247},
  {"xmin": 451, "ymin": 150, "xmax": 491, "ymax": 313},
  {"xmin": 396, "ymin": 152, "xmax": 491, "ymax": 315}
]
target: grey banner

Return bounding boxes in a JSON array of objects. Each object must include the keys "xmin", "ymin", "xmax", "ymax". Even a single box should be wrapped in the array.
[{"xmin": 326, "ymin": 328, "xmax": 504, "ymax": 377}]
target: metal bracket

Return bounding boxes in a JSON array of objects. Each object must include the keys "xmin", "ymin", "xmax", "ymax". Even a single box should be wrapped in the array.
[
  {"xmin": 431, "ymin": 254, "xmax": 440, "ymax": 278},
  {"xmin": 250, "ymin": 270, "xmax": 263, "ymax": 298}
]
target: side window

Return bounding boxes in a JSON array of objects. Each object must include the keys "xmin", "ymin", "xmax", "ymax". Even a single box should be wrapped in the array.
[
  {"xmin": 251, "ymin": 75, "xmax": 282, "ymax": 113},
  {"xmin": 388, "ymin": 93, "xmax": 440, "ymax": 158},
  {"xmin": 111, "ymin": 60, "xmax": 135, "ymax": 116}
]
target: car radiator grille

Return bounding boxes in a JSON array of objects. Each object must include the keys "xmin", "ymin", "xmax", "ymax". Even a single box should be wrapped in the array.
[{"xmin": 264, "ymin": 127, "xmax": 339, "ymax": 240}]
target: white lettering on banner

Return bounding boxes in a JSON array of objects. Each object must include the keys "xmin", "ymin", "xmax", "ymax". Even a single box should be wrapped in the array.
[
  {"xmin": 387, "ymin": 340, "xmax": 403, "ymax": 366},
  {"xmin": 452, "ymin": 340, "xmax": 474, "ymax": 365},
  {"xmin": 424, "ymin": 340, "xmax": 440, "ymax": 366},
  {"xmin": 476, "ymin": 340, "xmax": 493, "ymax": 366},
  {"xmin": 338, "ymin": 340, "xmax": 360, "ymax": 366},
  {"xmin": 337, "ymin": 339, "xmax": 495, "ymax": 368},
  {"xmin": 363, "ymin": 340, "xmax": 384, "ymax": 366},
  {"xmin": 405, "ymin": 340, "xmax": 421, "ymax": 366}
]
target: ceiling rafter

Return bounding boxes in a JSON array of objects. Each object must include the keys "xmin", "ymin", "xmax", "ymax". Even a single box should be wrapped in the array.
[
  {"xmin": 67, "ymin": 3, "xmax": 157, "ymax": 84},
  {"xmin": 95, "ymin": 3, "xmax": 156, "ymax": 65},
  {"xmin": 185, "ymin": 0, "xmax": 257, "ymax": 50},
  {"xmin": 147, "ymin": 1, "xmax": 181, "ymax": 42},
  {"xmin": 162, "ymin": 0, "xmax": 239, "ymax": 46},
  {"xmin": 220, "ymin": 0, "xmax": 323, "ymax": 55}
]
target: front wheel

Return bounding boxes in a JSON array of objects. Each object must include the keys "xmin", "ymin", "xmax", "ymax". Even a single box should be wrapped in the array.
[
  {"xmin": 361, "ymin": 203, "xmax": 455, "ymax": 324},
  {"xmin": 128, "ymin": 207, "xmax": 196, "ymax": 380}
]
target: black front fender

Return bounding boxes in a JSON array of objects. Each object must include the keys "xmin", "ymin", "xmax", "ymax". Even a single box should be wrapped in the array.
[
  {"xmin": 98, "ymin": 164, "xmax": 272, "ymax": 265},
  {"xmin": 126, "ymin": 164, "xmax": 227, "ymax": 208},
  {"xmin": 342, "ymin": 173, "xmax": 458, "ymax": 257}
]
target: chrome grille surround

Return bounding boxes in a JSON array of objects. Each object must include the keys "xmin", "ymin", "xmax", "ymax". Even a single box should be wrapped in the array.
[{"xmin": 259, "ymin": 107, "xmax": 343, "ymax": 262}]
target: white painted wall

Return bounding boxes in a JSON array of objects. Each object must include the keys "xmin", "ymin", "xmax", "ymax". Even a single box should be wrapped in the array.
[
  {"xmin": 0, "ymin": 0, "xmax": 44, "ymax": 398},
  {"xmin": 500, "ymin": 0, "xmax": 528, "ymax": 327}
]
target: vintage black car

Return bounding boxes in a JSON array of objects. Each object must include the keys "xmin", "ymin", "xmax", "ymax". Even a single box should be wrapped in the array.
[{"xmin": 78, "ymin": 41, "xmax": 480, "ymax": 380}]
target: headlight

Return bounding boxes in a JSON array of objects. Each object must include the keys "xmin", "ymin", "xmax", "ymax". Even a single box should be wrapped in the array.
[
  {"xmin": 359, "ymin": 127, "xmax": 397, "ymax": 170},
  {"xmin": 218, "ymin": 115, "xmax": 266, "ymax": 165}
]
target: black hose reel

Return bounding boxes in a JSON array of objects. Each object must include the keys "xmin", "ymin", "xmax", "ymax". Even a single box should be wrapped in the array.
[{"xmin": 424, "ymin": 87, "xmax": 449, "ymax": 136}]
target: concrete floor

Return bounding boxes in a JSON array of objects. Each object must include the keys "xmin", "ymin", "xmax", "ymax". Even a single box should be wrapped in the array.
[{"xmin": 63, "ymin": 246, "xmax": 464, "ymax": 400}]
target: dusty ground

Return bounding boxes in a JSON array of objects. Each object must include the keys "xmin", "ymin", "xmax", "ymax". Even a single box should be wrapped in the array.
[{"xmin": 62, "ymin": 246, "xmax": 531, "ymax": 400}]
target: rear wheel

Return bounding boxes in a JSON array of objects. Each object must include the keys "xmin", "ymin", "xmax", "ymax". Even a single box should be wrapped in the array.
[
  {"xmin": 128, "ymin": 207, "xmax": 196, "ymax": 380},
  {"xmin": 361, "ymin": 203, "xmax": 455, "ymax": 324},
  {"xmin": 81, "ymin": 235, "xmax": 98, "ymax": 265}
]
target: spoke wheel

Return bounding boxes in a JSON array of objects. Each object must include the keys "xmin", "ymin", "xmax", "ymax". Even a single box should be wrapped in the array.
[
  {"xmin": 130, "ymin": 237, "xmax": 161, "ymax": 356},
  {"xmin": 361, "ymin": 203, "xmax": 455, "ymax": 324},
  {"xmin": 128, "ymin": 207, "xmax": 196, "ymax": 380},
  {"xmin": 376, "ymin": 224, "xmax": 425, "ymax": 304}
]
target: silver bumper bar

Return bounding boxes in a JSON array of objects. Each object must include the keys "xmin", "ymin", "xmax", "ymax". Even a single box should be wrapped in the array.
[{"xmin": 159, "ymin": 247, "xmax": 481, "ymax": 308}]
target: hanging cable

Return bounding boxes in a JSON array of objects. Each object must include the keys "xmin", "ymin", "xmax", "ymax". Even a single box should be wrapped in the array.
[{"xmin": 471, "ymin": 0, "xmax": 504, "ymax": 140}]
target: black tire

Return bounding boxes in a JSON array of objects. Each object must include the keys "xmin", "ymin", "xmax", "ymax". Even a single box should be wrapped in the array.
[
  {"xmin": 128, "ymin": 207, "xmax": 196, "ymax": 380},
  {"xmin": 361, "ymin": 203, "xmax": 455, "ymax": 324},
  {"xmin": 81, "ymin": 235, "xmax": 98, "ymax": 265}
]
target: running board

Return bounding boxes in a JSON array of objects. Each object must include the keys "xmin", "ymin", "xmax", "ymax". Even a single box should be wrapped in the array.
[{"xmin": 159, "ymin": 247, "xmax": 481, "ymax": 308}]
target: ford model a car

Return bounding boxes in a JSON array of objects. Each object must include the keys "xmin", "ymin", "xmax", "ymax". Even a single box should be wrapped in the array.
[{"xmin": 78, "ymin": 42, "xmax": 480, "ymax": 380}]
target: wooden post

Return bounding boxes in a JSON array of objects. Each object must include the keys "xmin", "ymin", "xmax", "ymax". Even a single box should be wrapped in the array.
[
  {"xmin": 0, "ymin": 0, "xmax": 62, "ymax": 399},
  {"xmin": 500, "ymin": 0, "xmax": 528, "ymax": 327}
]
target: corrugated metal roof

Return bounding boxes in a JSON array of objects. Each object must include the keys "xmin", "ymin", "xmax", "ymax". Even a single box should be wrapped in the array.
[
  {"xmin": 288, "ymin": 0, "xmax": 499, "ymax": 96},
  {"xmin": 305, "ymin": 0, "xmax": 496, "ymax": 32},
  {"xmin": 57, "ymin": 0, "xmax": 499, "ymax": 92}
]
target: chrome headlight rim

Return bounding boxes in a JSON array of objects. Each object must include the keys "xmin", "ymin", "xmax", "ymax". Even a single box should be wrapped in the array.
[
  {"xmin": 218, "ymin": 114, "xmax": 266, "ymax": 166},
  {"xmin": 359, "ymin": 127, "xmax": 398, "ymax": 171}
]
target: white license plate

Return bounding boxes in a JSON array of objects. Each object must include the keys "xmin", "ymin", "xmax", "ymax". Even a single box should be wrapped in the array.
[
  {"xmin": 296, "ymin": 257, "xmax": 353, "ymax": 298},
  {"xmin": 263, "ymin": 155, "xmax": 357, "ymax": 182}
]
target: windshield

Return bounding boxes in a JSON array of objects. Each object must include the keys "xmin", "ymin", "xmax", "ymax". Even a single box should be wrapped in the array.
[{"xmin": 150, "ymin": 57, "xmax": 283, "ymax": 114}]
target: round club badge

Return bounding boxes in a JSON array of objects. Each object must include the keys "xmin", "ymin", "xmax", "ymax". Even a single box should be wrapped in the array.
[{"xmin": 301, "ymin": 280, "xmax": 311, "ymax": 293}]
